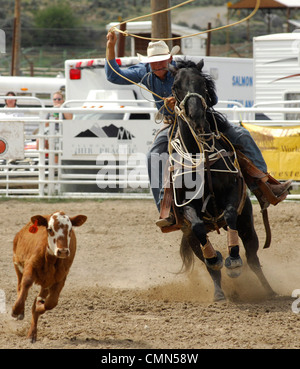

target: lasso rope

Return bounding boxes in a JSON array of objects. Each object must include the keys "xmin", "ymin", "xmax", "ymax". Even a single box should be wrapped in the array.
[
  {"xmin": 168, "ymin": 91, "xmax": 241, "ymax": 207},
  {"xmin": 113, "ymin": 0, "xmax": 261, "ymax": 41},
  {"xmin": 106, "ymin": 0, "xmax": 257, "ymax": 207},
  {"xmin": 106, "ymin": 0, "xmax": 261, "ymax": 103}
]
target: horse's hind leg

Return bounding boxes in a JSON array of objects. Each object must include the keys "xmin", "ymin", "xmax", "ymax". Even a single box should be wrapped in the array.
[
  {"xmin": 207, "ymin": 268, "xmax": 226, "ymax": 301},
  {"xmin": 237, "ymin": 198, "xmax": 275, "ymax": 296},
  {"xmin": 181, "ymin": 232, "xmax": 225, "ymax": 301},
  {"xmin": 243, "ymin": 236, "xmax": 275, "ymax": 296},
  {"xmin": 223, "ymin": 204, "xmax": 243, "ymax": 277}
]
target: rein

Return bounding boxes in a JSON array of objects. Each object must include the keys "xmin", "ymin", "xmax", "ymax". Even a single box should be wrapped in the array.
[
  {"xmin": 174, "ymin": 91, "xmax": 208, "ymax": 118},
  {"xmin": 169, "ymin": 89, "xmax": 241, "ymax": 211},
  {"xmin": 170, "ymin": 89, "xmax": 239, "ymax": 173}
]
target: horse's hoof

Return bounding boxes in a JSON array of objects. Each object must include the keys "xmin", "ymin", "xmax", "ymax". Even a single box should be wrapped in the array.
[
  {"xmin": 214, "ymin": 290, "xmax": 226, "ymax": 302},
  {"xmin": 226, "ymin": 268, "xmax": 242, "ymax": 278},
  {"xmin": 225, "ymin": 256, "xmax": 243, "ymax": 278},
  {"xmin": 225, "ymin": 255, "xmax": 243, "ymax": 269},
  {"xmin": 205, "ymin": 251, "xmax": 223, "ymax": 271}
]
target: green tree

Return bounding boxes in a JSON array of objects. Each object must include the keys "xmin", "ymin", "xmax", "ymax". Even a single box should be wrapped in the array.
[{"xmin": 34, "ymin": 4, "xmax": 80, "ymax": 46}]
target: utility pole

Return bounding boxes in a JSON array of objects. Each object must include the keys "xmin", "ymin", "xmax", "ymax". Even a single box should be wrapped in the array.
[
  {"xmin": 151, "ymin": 0, "xmax": 172, "ymax": 48},
  {"xmin": 117, "ymin": 16, "xmax": 126, "ymax": 57},
  {"xmin": 11, "ymin": 0, "xmax": 21, "ymax": 76}
]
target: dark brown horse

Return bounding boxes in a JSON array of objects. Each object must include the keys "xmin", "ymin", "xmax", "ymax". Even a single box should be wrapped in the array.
[{"xmin": 168, "ymin": 59, "xmax": 275, "ymax": 301}]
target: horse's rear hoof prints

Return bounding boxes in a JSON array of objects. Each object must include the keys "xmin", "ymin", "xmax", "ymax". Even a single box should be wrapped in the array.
[{"xmin": 205, "ymin": 251, "xmax": 223, "ymax": 271}]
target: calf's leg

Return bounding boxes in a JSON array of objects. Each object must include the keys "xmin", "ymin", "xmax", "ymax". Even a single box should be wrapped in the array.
[
  {"xmin": 28, "ymin": 279, "xmax": 66, "ymax": 343},
  {"xmin": 12, "ymin": 265, "xmax": 34, "ymax": 320}
]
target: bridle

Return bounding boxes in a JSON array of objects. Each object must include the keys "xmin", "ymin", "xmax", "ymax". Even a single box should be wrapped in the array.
[
  {"xmin": 169, "ymin": 85, "xmax": 240, "ymax": 211},
  {"xmin": 172, "ymin": 85, "xmax": 221, "ymax": 142},
  {"xmin": 173, "ymin": 91, "xmax": 208, "ymax": 121},
  {"xmin": 173, "ymin": 90, "xmax": 207, "ymax": 120},
  {"xmin": 169, "ymin": 68, "xmax": 245, "ymax": 232}
]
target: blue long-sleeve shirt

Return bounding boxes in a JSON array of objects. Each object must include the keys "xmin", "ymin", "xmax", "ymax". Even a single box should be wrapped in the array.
[{"xmin": 105, "ymin": 58, "xmax": 176, "ymax": 116}]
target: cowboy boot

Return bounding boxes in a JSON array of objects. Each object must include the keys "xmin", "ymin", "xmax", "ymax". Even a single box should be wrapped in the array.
[
  {"xmin": 156, "ymin": 185, "xmax": 178, "ymax": 229},
  {"xmin": 156, "ymin": 213, "xmax": 175, "ymax": 228},
  {"xmin": 255, "ymin": 176, "xmax": 292, "ymax": 208},
  {"xmin": 267, "ymin": 180, "xmax": 293, "ymax": 197}
]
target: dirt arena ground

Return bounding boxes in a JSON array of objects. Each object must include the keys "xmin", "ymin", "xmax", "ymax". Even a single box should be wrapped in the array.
[{"xmin": 0, "ymin": 198, "xmax": 299, "ymax": 349}]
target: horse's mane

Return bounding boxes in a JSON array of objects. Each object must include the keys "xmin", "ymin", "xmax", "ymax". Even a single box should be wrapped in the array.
[
  {"xmin": 175, "ymin": 59, "xmax": 230, "ymax": 133},
  {"xmin": 176, "ymin": 59, "xmax": 217, "ymax": 107}
]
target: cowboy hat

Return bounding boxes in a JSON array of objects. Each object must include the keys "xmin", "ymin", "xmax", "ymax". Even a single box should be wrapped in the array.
[{"xmin": 137, "ymin": 40, "xmax": 180, "ymax": 63}]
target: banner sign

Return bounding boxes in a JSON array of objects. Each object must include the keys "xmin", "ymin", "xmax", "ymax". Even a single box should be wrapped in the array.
[
  {"xmin": 62, "ymin": 120, "xmax": 160, "ymax": 160},
  {"xmin": 242, "ymin": 122, "xmax": 300, "ymax": 180},
  {"xmin": 0, "ymin": 122, "xmax": 24, "ymax": 160}
]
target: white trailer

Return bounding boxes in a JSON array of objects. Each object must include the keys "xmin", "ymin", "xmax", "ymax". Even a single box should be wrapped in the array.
[
  {"xmin": 189, "ymin": 56, "xmax": 254, "ymax": 109},
  {"xmin": 64, "ymin": 55, "xmax": 254, "ymax": 110},
  {"xmin": 64, "ymin": 57, "xmax": 153, "ymax": 106},
  {"xmin": 253, "ymin": 32, "xmax": 300, "ymax": 120},
  {"xmin": 63, "ymin": 55, "xmax": 254, "ymax": 193},
  {"xmin": 0, "ymin": 75, "xmax": 66, "ymax": 107}
]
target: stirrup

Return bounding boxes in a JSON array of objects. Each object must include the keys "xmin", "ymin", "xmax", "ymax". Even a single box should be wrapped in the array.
[
  {"xmin": 257, "ymin": 177, "xmax": 291, "ymax": 206},
  {"xmin": 157, "ymin": 186, "xmax": 182, "ymax": 233},
  {"xmin": 157, "ymin": 161, "xmax": 182, "ymax": 232},
  {"xmin": 156, "ymin": 213, "xmax": 175, "ymax": 228}
]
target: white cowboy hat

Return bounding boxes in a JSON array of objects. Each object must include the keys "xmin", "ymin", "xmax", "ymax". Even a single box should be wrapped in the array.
[{"xmin": 137, "ymin": 40, "xmax": 180, "ymax": 63}]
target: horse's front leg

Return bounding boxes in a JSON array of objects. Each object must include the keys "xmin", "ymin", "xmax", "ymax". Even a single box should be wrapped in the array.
[
  {"xmin": 223, "ymin": 203, "xmax": 243, "ymax": 277},
  {"xmin": 184, "ymin": 205, "xmax": 223, "ymax": 271}
]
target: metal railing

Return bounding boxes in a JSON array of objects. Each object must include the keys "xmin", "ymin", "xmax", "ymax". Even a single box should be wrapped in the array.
[{"xmin": 0, "ymin": 99, "xmax": 299, "ymax": 200}]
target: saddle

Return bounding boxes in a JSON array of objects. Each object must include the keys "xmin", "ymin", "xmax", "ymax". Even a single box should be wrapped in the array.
[{"xmin": 157, "ymin": 144, "xmax": 247, "ymax": 234}]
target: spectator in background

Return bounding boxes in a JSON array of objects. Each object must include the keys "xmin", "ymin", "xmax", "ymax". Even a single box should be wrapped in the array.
[
  {"xmin": 0, "ymin": 91, "xmax": 24, "ymax": 117},
  {"xmin": 48, "ymin": 91, "xmax": 73, "ymax": 120},
  {"xmin": 5, "ymin": 91, "xmax": 17, "ymax": 108},
  {"xmin": 37, "ymin": 91, "xmax": 72, "ymax": 164}
]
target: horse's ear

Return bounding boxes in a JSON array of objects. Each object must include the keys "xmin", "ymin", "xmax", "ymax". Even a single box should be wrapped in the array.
[
  {"xmin": 168, "ymin": 64, "xmax": 178, "ymax": 75},
  {"xmin": 206, "ymin": 77, "xmax": 218, "ymax": 107},
  {"xmin": 196, "ymin": 59, "xmax": 204, "ymax": 72}
]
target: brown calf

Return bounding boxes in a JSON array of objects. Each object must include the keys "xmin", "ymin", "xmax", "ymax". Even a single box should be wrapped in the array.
[{"xmin": 12, "ymin": 211, "xmax": 87, "ymax": 342}]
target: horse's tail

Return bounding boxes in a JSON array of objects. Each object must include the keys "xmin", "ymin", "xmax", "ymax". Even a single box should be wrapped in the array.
[
  {"xmin": 262, "ymin": 208, "xmax": 272, "ymax": 249},
  {"xmin": 179, "ymin": 233, "xmax": 195, "ymax": 273}
]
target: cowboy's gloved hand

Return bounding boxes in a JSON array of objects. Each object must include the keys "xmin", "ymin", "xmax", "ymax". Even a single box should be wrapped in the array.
[
  {"xmin": 164, "ymin": 97, "xmax": 176, "ymax": 110},
  {"xmin": 106, "ymin": 30, "xmax": 117, "ymax": 49}
]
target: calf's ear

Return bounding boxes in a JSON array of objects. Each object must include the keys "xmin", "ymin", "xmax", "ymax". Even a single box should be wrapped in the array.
[
  {"xmin": 30, "ymin": 215, "xmax": 48, "ymax": 227},
  {"xmin": 70, "ymin": 215, "xmax": 87, "ymax": 227}
]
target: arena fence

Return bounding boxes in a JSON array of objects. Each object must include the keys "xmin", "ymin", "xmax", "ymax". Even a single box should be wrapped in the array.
[{"xmin": 0, "ymin": 99, "xmax": 299, "ymax": 200}]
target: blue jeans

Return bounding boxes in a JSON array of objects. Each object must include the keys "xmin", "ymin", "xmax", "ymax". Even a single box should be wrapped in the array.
[
  {"xmin": 147, "ymin": 123, "xmax": 267, "ymax": 211},
  {"xmin": 223, "ymin": 123, "xmax": 267, "ymax": 173},
  {"xmin": 147, "ymin": 129, "xmax": 169, "ymax": 211}
]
